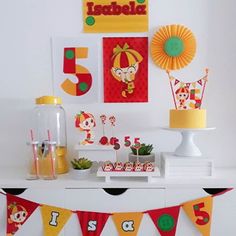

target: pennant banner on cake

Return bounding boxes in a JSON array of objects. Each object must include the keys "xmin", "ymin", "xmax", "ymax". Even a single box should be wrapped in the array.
[
  {"xmin": 6, "ymin": 194, "xmax": 39, "ymax": 236},
  {"xmin": 76, "ymin": 211, "xmax": 111, "ymax": 236},
  {"xmin": 147, "ymin": 205, "xmax": 181, "ymax": 236},
  {"xmin": 182, "ymin": 196, "xmax": 213, "ymax": 236},
  {"xmin": 112, "ymin": 212, "xmax": 143, "ymax": 236},
  {"xmin": 40, "ymin": 205, "xmax": 72, "ymax": 236},
  {"xmin": 166, "ymin": 69, "xmax": 209, "ymax": 110}
]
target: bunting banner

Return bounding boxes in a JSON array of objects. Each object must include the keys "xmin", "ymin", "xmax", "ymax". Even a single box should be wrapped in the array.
[
  {"xmin": 6, "ymin": 194, "xmax": 39, "ymax": 236},
  {"xmin": 40, "ymin": 205, "xmax": 72, "ymax": 236},
  {"xmin": 112, "ymin": 212, "xmax": 143, "ymax": 236},
  {"xmin": 147, "ymin": 205, "xmax": 181, "ymax": 236},
  {"xmin": 0, "ymin": 191, "xmax": 232, "ymax": 235},
  {"xmin": 166, "ymin": 69, "xmax": 209, "ymax": 110},
  {"xmin": 76, "ymin": 211, "xmax": 111, "ymax": 236},
  {"xmin": 182, "ymin": 196, "xmax": 213, "ymax": 236}
]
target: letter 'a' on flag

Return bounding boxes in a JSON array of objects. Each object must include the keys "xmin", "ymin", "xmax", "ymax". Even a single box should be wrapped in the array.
[
  {"xmin": 182, "ymin": 196, "xmax": 213, "ymax": 236},
  {"xmin": 6, "ymin": 194, "xmax": 39, "ymax": 236},
  {"xmin": 76, "ymin": 210, "xmax": 111, "ymax": 236},
  {"xmin": 40, "ymin": 205, "xmax": 72, "ymax": 236},
  {"xmin": 146, "ymin": 205, "xmax": 181, "ymax": 236},
  {"xmin": 112, "ymin": 212, "xmax": 143, "ymax": 236}
]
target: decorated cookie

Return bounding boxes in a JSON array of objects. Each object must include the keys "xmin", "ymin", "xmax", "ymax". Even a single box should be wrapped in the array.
[
  {"xmin": 102, "ymin": 161, "xmax": 114, "ymax": 172},
  {"xmin": 143, "ymin": 162, "xmax": 154, "ymax": 172}
]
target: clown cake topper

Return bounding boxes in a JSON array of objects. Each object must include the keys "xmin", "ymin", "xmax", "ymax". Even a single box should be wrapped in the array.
[
  {"xmin": 75, "ymin": 111, "xmax": 96, "ymax": 145},
  {"xmin": 167, "ymin": 69, "xmax": 209, "ymax": 110}
]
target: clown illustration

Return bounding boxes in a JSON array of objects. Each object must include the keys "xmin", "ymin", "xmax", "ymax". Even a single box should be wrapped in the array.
[
  {"xmin": 7, "ymin": 202, "xmax": 28, "ymax": 235},
  {"xmin": 75, "ymin": 111, "xmax": 96, "ymax": 145},
  {"xmin": 175, "ymin": 86, "xmax": 190, "ymax": 110},
  {"xmin": 111, "ymin": 43, "xmax": 143, "ymax": 98}
]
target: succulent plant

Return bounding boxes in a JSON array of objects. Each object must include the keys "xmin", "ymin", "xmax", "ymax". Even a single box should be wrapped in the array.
[
  {"xmin": 71, "ymin": 158, "xmax": 93, "ymax": 170},
  {"xmin": 130, "ymin": 143, "xmax": 154, "ymax": 155}
]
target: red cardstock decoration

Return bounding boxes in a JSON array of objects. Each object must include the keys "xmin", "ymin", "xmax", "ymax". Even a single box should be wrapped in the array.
[
  {"xmin": 103, "ymin": 37, "xmax": 148, "ymax": 103},
  {"xmin": 147, "ymin": 205, "xmax": 181, "ymax": 236},
  {"xmin": 6, "ymin": 194, "xmax": 39, "ymax": 235},
  {"xmin": 76, "ymin": 210, "xmax": 111, "ymax": 236}
]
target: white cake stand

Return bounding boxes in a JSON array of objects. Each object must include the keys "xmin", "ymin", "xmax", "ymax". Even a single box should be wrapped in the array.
[{"xmin": 162, "ymin": 127, "xmax": 216, "ymax": 157}]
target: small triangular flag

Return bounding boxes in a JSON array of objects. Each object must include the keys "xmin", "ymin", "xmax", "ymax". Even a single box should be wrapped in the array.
[
  {"xmin": 147, "ymin": 205, "xmax": 180, "ymax": 236},
  {"xmin": 182, "ymin": 196, "xmax": 213, "ymax": 236},
  {"xmin": 112, "ymin": 212, "xmax": 143, "ymax": 236},
  {"xmin": 40, "ymin": 204, "xmax": 72, "ymax": 236},
  {"xmin": 6, "ymin": 194, "xmax": 39, "ymax": 235},
  {"xmin": 76, "ymin": 211, "xmax": 110, "ymax": 236}
]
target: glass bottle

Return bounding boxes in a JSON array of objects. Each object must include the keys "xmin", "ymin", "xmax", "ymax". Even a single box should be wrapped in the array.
[
  {"xmin": 32, "ymin": 96, "xmax": 68, "ymax": 174},
  {"xmin": 38, "ymin": 141, "xmax": 57, "ymax": 180},
  {"xmin": 26, "ymin": 141, "xmax": 39, "ymax": 180}
]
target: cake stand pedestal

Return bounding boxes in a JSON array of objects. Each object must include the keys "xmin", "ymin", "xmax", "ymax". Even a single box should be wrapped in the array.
[{"xmin": 162, "ymin": 127, "xmax": 216, "ymax": 157}]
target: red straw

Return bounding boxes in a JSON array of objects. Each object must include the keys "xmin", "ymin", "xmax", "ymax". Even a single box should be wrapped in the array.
[
  {"xmin": 47, "ymin": 130, "xmax": 56, "ymax": 179},
  {"xmin": 30, "ymin": 129, "xmax": 39, "ymax": 177}
]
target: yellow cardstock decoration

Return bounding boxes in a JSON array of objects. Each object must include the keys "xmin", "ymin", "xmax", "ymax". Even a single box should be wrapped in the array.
[
  {"xmin": 83, "ymin": 0, "xmax": 148, "ymax": 33},
  {"xmin": 112, "ymin": 212, "xmax": 143, "ymax": 235},
  {"xmin": 40, "ymin": 205, "xmax": 72, "ymax": 236},
  {"xmin": 182, "ymin": 196, "xmax": 213, "ymax": 236}
]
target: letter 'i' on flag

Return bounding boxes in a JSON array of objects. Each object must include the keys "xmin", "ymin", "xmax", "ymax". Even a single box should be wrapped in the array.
[
  {"xmin": 182, "ymin": 196, "xmax": 213, "ymax": 236},
  {"xmin": 6, "ymin": 194, "xmax": 39, "ymax": 236},
  {"xmin": 40, "ymin": 205, "xmax": 72, "ymax": 236},
  {"xmin": 76, "ymin": 211, "xmax": 111, "ymax": 236},
  {"xmin": 112, "ymin": 212, "xmax": 143, "ymax": 236},
  {"xmin": 146, "ymin": 205, "xmax": 181, "ymax": 236}
]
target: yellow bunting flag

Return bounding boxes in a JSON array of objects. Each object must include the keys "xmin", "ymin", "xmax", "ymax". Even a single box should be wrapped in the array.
[
  {"xmin": 40, "ymin": 205, "xmax": 72, "ymax": 236},
  {"xmin": 83, "ymin": 0, "xmax": 148, "ymax": 33},
  {"xmin": 182, "ymin": 196, "xmax": 213, "ymax": 236},
  {"xmin": 112, "ymin": 212, "xmax": 143, "ymax": 236}
]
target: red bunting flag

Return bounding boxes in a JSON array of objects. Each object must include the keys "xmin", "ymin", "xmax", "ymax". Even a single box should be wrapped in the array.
[
  {"xmin": 6, "ymin": 194, "xmax": 39, "ymax": 236},
  {"xmin": 197, "ymin": 79, "xmax": 203, "ymax": 86},
  {"xmin": 174, "ymin": 79, "xmax": 180, "ymax": 86},
  {"xmin": 76, "ymin": 211, "xmax": 110, "ymax": 236},
  {"xmin": 147, "ymin": 205, "xmax": 181, "ymax": 236}
]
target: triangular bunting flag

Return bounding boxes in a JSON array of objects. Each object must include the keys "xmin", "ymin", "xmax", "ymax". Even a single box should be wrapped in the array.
[
  {"xmin": 40, "ymin": 204, "xmax": 72, "ymax": 236},
  {"xmin": 6, "ymin": 194, "xmax": 39, "ymax": 236},
  {"xmin": 182, "ymin": 196, "xmax": 213, "ymax": 236},
  {"xmin": 147, "ymin": 205, "xmax": 180, "ymax": 236},
  {"xmin": 197, "ymin": 79, "xmax": 203, "ymax": 86},
  {"xmin": 186, "ymin": 83, "xmax": 191, "ymax": 88},
  {"xmin": 192, "ymin": 82, "xmax": 197, "ymax": 88},
  {"xmin": 76, "ymin": 211, "xmax": 110, "ymax": 236},
  {"xmin": 112, "ymin": 212, "xmax": 143, "ymax": 236},
  {"xmin": 174, "ymin": 79, "xmax": 180, "ymax": 85}
]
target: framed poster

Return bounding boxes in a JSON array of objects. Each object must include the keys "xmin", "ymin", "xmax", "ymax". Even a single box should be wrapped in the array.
[
  {"xmin": 103, "ymin": 37, "xmax": 148, "ymax": 103},
  {"xmin": 83, "ymin": 0, "xmax": 149, "ymax": 33},
  {"xmin": 52, "ymin": 37, "xmax": 99, "ymax": 103}
]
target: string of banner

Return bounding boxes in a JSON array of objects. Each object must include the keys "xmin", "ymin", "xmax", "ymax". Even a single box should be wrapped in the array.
[{"xmin": 1, "ymin": 189, "xmax": 232, "ymax": 236}]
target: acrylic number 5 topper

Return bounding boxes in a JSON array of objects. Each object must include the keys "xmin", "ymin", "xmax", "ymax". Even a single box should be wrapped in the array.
[
  {"xmin": 75, "ymin": 111, "xmax": 96, "ymax": 145},
  {"xmin": 111, "ymin": 43, "xmax": 143, "ymax": 98},
  {"xmin": 166, "ymin": 69, "xmax": 209, "ymax": 110},
  {"xmin": 62, "ymin": 47, "xmax": 92, "ymax": 96},
  {"xmin": 151, "ymin": 24, "xmax": 196, "ymax": 70}
]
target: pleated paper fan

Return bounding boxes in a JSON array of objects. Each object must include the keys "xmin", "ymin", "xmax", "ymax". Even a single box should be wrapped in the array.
[{"xmin": 151, "ymin": 24, "xmax": 197, "ymax": 70}]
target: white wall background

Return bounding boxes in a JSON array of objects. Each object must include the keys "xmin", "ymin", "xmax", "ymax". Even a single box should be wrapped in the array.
[{"xmin": 0, "ymin": 0, "xmax": 235, "ymax": 168}]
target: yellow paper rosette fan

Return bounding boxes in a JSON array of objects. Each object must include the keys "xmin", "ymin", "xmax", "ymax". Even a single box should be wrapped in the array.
[{"xmin": 151, "ymin": 24, "xmax": 197, "ymax": 70}]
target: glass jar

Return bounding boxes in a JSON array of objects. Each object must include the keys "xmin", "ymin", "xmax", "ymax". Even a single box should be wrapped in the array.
[
  {"xmin": 32, "ymin": 96, "xmax": 68, "ymax": 174},
  {"xmin": 26, "ymin": 141, "xmax": 39, "ymax": 180}
]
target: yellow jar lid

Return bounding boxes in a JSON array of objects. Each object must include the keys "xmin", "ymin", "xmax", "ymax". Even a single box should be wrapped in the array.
[{"xmin": 35, "ymin": 96, "xmax": 62, "ymax": 105}]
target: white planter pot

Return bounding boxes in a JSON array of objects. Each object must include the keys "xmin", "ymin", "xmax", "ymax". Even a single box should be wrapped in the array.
[
  {"xmin": 128, "ymin": 153, "xmax": 155, "ymax": 163},
  {"xmin": 71, "ymin": 168, "xmax": 91, "ymax": 180}
]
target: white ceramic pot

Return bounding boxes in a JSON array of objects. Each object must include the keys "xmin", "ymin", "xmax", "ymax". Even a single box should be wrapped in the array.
[
  {"xmin": 71, "ymin": 168, "xmax": 91, "ymax": 180},
  {"xmin": 128, "ymin": 153, "xmax": 155, "ymax": 163}
]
